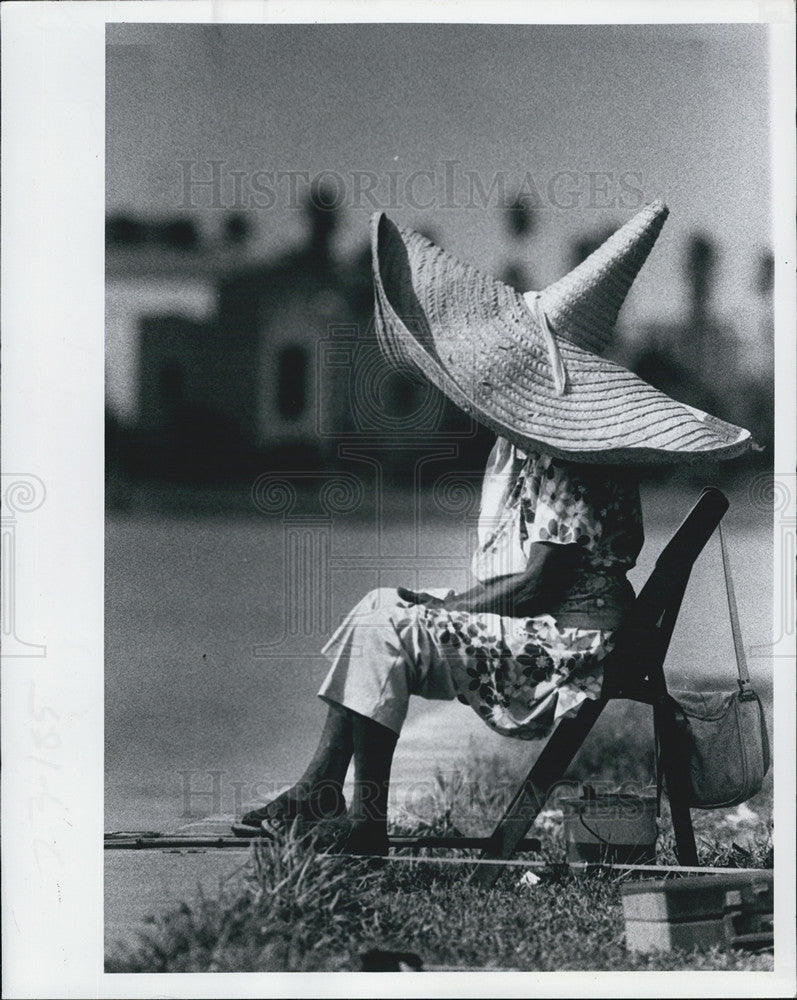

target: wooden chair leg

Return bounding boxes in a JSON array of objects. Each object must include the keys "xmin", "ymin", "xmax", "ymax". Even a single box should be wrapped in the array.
[
  {"xmin": 469, "ymin": 697, "xmax": 605, "ymax": 887},
  {"xmin": 654, "ymin": 698, "xmax": 699, "ymax": 866}
]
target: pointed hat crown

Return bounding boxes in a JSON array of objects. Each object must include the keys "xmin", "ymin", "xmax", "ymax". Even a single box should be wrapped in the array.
[{"xmin": 537, "ymin": 200, "xmax": 669, "ymax": 355}]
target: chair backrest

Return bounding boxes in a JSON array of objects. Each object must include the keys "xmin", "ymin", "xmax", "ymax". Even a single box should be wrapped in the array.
[{"xmin": 604, "ymin": 487, "xmax": 729, "ymax": 698}]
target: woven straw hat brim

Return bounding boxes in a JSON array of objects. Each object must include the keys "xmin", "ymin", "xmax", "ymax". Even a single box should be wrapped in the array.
[{"xmin": 371, "ymin": 212, "xmax": 752, "ymax": 466}]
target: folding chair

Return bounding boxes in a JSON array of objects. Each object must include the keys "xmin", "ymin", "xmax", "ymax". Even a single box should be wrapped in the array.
[{"xmin": 468, "ymin": 486, "xmax": 729, "ymax": 888}]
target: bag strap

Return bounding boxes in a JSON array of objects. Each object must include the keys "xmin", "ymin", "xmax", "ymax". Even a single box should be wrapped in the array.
[{"xmin": 718, "ymin": 520, "xmax": 754, "ymax": 699}]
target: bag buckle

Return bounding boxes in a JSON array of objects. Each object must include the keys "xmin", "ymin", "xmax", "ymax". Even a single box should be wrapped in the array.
[{"xmin": 737, "ymin": 677, "xmax": 756, "ymax": 702}]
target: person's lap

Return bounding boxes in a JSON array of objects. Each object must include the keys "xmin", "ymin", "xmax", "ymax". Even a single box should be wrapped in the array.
[{"xmin": 319, "ymin": 586, "xmax": 608, "ymax": 740}]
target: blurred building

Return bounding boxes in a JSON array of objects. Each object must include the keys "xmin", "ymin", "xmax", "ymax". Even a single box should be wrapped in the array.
[
  {"xmin": 106, "ymin": 204, "xmax": 772, "ymax": 497},
  {"xmin": 106, "ymin": 224, "xmax": 220, "ymax": 431},
  {"xmin": 106, "ymin": 200, "xmax": 408, "ymax": 484},
  {"xmin": 621, "ymin": 234, "xmax": 773, "ymax": 462},
  {"xmin": 212, "ymin": 195, "xmax": 353, "ymax": 467}
]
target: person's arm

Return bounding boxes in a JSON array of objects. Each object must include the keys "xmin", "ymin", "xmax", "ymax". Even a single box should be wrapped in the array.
[
  {"xmin": 398, "ymin": 540, "xmax": 582, "ymax": 617},
  {"xmin": 397, "ymin": 581, "xmax": 486, "ymax": 608},
  {"xmin": 451, "ymin": 541, "xmax": 582, "ymax": 616}
]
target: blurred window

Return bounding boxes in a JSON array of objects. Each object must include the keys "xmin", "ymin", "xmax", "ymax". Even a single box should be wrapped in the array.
[
  {"xmin": 157, "ymin": 218, "xmax": 200, "ymax": 250},
  {"xmin": 160, "ymin": 358, "xmax": 184, "ymax": 401},
  {"xmin": 277, "ymin": 345, "xmax": 308, "ymax": 419},
  {"xmin": 107, "ymin": 215, "xmax": 148, "ymax": 246}
]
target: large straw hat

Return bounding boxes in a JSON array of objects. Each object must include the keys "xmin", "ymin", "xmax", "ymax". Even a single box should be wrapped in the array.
[{"xmin": 371, "ymin": 202, "xmax": 754, "ymax": 465}]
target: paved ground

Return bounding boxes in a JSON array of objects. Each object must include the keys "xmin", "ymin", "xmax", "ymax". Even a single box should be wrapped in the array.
[{"xmin": 105, "ymin": 850, "xmax": 249, "ymax": 959}]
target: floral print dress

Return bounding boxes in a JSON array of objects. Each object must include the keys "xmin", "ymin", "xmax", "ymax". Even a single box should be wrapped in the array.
[{"xmin": 401, "ymin": 438, "xmax": 644, "ymax": 738}]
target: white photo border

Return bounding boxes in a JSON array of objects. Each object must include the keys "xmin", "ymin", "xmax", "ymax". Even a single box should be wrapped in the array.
[{"xmin": 1, "ymin": 1, "xmax": 794, "ymax": 997}]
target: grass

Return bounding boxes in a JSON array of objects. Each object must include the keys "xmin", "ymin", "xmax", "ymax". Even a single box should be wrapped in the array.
[
  {"xmin": 106, "ymin": 819, "xmax": 379, "ymax": 973},
  {"xmin": 106, "ymin": 722, "xmax": 774, "ymax": 973}
]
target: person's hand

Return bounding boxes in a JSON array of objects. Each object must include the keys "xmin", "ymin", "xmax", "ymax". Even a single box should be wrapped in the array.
[{"xmin": 396, "ymin": 587, "xmax": 449, "ymax": 607}]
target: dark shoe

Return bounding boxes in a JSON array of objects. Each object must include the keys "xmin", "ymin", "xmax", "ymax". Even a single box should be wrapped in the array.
[
  {"xmin": 335, "ymin": 819, "xmax": 390, "ymax": 858},
  {"xmin": 232, "ymin": 787, "xmax": 346, "ymax": 837},
  {"xmin": 238, "ymin": 806, "xmax": 278, "ymax": 830},
  {"xmin": 296, "ymin": 817, "xmax": 389, "ymax": 869},
  {"xmin": 231, "ymin": 822, "xmax": 262, "ymax": 839}
]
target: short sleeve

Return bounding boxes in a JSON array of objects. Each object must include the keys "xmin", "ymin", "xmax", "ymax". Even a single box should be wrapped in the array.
[
  {"xmin": 525, "ymin": 457, "xmax": 643, "ymax": 568},
  {"xmin": 476, "ymin": 437, "xmax": 523, "ymax": 549},
  {"xmin": 526, "ymin": 457, "xmax": 596, "ymax": 548}
]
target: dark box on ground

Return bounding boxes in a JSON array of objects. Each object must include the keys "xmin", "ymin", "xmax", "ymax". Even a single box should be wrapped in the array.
[{"xmin": 561, "ymin": 792, "xmax": 658, "ymax": 865}]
